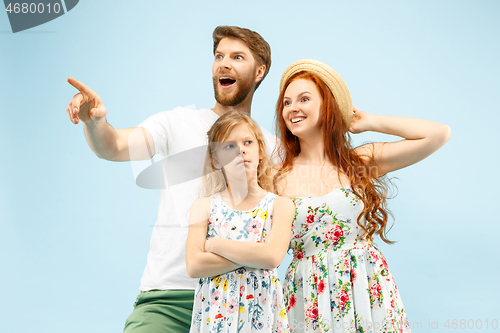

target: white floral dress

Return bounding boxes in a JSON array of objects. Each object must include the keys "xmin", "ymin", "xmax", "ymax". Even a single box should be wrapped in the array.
[
  {"xmin": 283, "ymin": 187, "xmax": 411, "ymax": 333},
  {"xmin": 190, "ymin": 192, "xmax": 291, "ymax": 333}
]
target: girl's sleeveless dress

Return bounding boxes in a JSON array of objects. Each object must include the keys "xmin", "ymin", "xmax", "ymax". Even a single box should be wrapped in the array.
[
  {"xmin": 190, "ymin": 192, "xmax": 291, "ymax": 333},
  {"xmin": 283, "ymin": 186, "xmax": 411, "ymax": 333}
]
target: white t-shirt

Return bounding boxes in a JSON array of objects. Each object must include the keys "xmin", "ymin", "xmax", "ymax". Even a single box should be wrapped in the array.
[{"xmin": 138, "ymin": 107, "xmax": 279, "ymax": 291}]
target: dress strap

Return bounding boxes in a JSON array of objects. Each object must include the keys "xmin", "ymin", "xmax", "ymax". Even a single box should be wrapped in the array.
[
  {"xmin": 209, "ymin": 192, "xmax": 221, "ymax": 212},
  {"xmin": 255, "ymin": 192, "xmax": 277, "ymax": 243}
]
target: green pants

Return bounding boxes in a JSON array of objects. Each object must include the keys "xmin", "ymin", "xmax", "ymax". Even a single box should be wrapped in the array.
[{"xmin": 123, "ymin": 289, "xmax": 195, "ymax": 333}]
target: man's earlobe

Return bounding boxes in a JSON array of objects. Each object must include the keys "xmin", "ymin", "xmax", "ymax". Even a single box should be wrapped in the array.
[{"xmin": 255, "ymin": 65, "xmax": 266, "ymax": 83}]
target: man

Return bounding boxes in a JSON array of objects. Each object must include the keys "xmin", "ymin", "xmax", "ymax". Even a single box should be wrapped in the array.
[{"xmin": 65, "ymin": 26, "xmax": 274, "ymax": 332}]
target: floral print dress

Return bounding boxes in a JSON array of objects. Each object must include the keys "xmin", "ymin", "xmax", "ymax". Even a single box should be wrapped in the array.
[
  {"xmin": 283, "ymin": 187, "xmax": 410, "ymax": 333},
  {"xmin": 190, "ymin": 192, "xmax": 291, "ymax": 333}
]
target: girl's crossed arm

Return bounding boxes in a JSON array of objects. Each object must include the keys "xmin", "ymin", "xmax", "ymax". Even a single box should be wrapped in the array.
[
  {"xmin": 204, "ymin": 196, "xmax": 295, "ymax": 270},
  {"xmin": 186, "ymin": 197, "xmax": 241, "ymax": 279}
]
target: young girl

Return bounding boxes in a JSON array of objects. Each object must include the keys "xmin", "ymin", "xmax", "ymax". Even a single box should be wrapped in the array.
[
  {"xmin": 274, "ymin": 59, "xmax": 451, "ymax": 332},
  {"xmin": 186, "ymin": 111, "xmax": 294, "ymax": 333}
]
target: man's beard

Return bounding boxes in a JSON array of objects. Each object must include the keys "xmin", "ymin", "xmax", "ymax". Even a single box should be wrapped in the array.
[{"xmin": 213, "ymin": 73, "xmax": 254, "ymax": 107}]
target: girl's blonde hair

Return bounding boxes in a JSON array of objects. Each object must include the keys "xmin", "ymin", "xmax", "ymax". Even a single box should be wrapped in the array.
[{"xmin": 202, "ymin": 111, "xmax": 272, "ymax": 197}]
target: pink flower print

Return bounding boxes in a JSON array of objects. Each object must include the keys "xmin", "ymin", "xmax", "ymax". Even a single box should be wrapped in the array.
[
  {"xmin": 370, "ymin": 250, "xmax": 380, "ymax": 261},
  {"xmin": 240, "ymin": 285, "xmax": 245, "ymax": 297},
  {"xmin": 247, "ymin": 220, "xmax": 262, "ymax": 234},
  {"xmin": 227, "ymin": 299, "xmax": 238, "ymax": 314},
  {"xmin": 338, "ymin": 289, "xmax": 349, "ymax": 308},
  {"xmin": 318, "ymin": 279, "xmax": 326, "ymax": 294},
  {"xmin": 305, "ymin": 301, "xmax": 319, "ymax": 320},
  {"xmin": 287, "ymin": 293, "xmax": 297, "ymax": 310},
  {"xmin": 294, "ymin": 249, "xmax": 304, "ymax": 260},
  {"xmin": 262, "ymin": 298, "xmax": 266, "ymax": 305},
  {"xmin": 351, "ymin": 269, "xmax": 357, "ymax": 282},
  {"xmin": 391, "ymin": 299, "xmax": 395, "ymax": 309},
  {"xmin": 273, "ymin": 293, "xmax": 278, "ymax": 307},
  {"xmin": 306, "ymin": 214, "xmax": 315, "ymax": 225},
  {"xmin": 370, "ymin": 282, "xmax": 382, "ymax": 298},
  {"xmin": 325, "ymin": 224, "xmax": 344, "ymax": 243},
  {"xmin": 381, "ymin": 256, "xmax": 389, "ymax": 270},
  {"xmin": 211, "ymin": 290, "xmax": 222, "ymax": 306}
]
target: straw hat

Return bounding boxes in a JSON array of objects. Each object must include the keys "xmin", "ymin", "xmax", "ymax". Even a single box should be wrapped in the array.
[{"xmin": 280, "ymin": 59, "xmax": 353, "ymax": 128}]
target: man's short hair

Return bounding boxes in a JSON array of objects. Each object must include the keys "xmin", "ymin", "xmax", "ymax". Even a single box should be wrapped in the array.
[{"xmin": 212, "ymin": 26, "xmax": 271, "ymax": 90}]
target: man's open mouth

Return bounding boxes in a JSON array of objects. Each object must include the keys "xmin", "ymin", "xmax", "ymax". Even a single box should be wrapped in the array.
[{"xmin": 219, "ymin": 76, "xmax": 236, "ymax": 87}]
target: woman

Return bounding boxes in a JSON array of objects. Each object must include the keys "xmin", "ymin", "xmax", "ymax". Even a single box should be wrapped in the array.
[{"xmin": 274, "ymin": 59, "xmax": 450, "ymax": 332}]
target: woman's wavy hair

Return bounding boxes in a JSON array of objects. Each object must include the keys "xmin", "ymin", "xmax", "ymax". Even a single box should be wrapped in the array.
[
  {"xmin": 274, "ymin": 71, "xmax": 395, "ymax": 243},
  {"xmin": 202, "ymin": 111, "xmax": 272, "ymax": 197}
]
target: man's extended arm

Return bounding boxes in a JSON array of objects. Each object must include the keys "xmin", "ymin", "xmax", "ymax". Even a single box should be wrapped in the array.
[{"xmin": 66, "ymin": 78, "xmax": 155, "ymax": 161}]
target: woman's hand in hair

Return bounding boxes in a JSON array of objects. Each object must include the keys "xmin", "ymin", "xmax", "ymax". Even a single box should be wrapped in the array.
[{"xmin": 348, "ymin": 107, "xmax": 372, "ymax": 134}]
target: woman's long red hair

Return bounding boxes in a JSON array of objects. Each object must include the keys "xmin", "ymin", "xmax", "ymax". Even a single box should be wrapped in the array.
[{"xmin": 274, "ymin": 72, "xmax": 395, "ymax": 244}]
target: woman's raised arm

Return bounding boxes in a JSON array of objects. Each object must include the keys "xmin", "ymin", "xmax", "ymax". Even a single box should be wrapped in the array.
[{"xmin": 351, "ymin": 108, "xmax": 451, "ymax": 176}]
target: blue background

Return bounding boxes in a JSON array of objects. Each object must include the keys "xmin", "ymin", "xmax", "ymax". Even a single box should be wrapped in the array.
[{"xmin": 1, "ymin": 0, "xmax": 499, "ymax": 331}]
